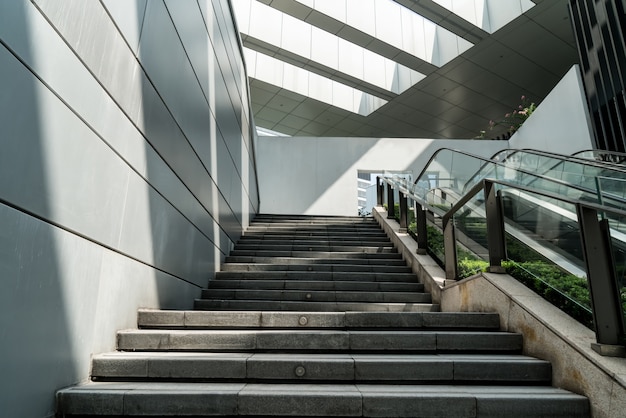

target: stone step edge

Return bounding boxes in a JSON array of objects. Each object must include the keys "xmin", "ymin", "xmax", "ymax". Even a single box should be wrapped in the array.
[
  {"xmin": 90, "ymin": 352, "xmax": 552, "ymax": 383},
  {"xmin": 137, "ymin": 310, "xmax": 498, "ymax": 329},
  {"xmin": 56, "ymin": 382, "xmax": 590, "ymax": 417},
  {"xmin": 193, "ymin": 300, "xmax": 440, "ymax": 313},
  {"xmin": 197, "ymin": 291, "xmax": 432, "ymax": 304},
  {"xmin": 116, "ymin": 329, "xmax": 523, "ymax": 352}
]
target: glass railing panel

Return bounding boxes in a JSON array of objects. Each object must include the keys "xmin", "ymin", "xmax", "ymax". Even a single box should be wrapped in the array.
[
  {"xmin": 574, "ymin": 150, "xmax": 626, "ymax": 165},
  {"xmin": 415, "ymin": 149, "xmax": 486, "ymax": 199},
  {"xmin": 610, "ymin": 219, "xmax": 626, "ymax": 332},
  {"xmin": 498, "ymin": 185, "xmax": 592, "ymax": 327},
  {"xmin": 597, "ymin": 176, "xmax": 626, "ymax": 202},
  {"xmin": 453, "ymin": 194, "xmax": 489, "ymax": 278},
  {"xmin": 426, "ymin": 212, "xmax": 445, "ymax": 267}
]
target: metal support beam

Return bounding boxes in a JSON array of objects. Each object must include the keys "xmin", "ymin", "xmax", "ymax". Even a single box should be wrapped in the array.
[
  {"xmin": 376, "ymin": 176, "xmax": 384, "ymax": 206},
  {"xmin": 399, "ymin": 192, "xmax": 408, "ymax": 232},
  {"xmin": 416, "ymin": 203, "xmax": 428, "ymax": 255},
  {"xmin": 443, "ymin": 218, "xmax": 458, "ymax": 281},
  {"xmin": 387, "ymin": 184, "xmax": 395, "ymax": 219},
  {"xmin": 577, "ymin": 204, "xmax": 625, "ymax": 355},
  {"xmin": 484, "ymin": 181, "xmax": 506, "ymax": 273}
]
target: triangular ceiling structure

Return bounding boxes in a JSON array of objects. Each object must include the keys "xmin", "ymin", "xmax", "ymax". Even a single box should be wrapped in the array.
[{"xmin": 234, "ymin": 0, "xmax": 578, "ymax": 139}]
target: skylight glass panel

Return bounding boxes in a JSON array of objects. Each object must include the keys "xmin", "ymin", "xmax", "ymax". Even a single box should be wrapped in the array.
[
  {"xmin": 431, "ymin": 0, "xmax": 535, "ymax": 33},
  {"xmin": 244, "ymin": 48, "xmax": 388, "ymax": 116},
  {"xmin": 296, "ymin": 0, "xmax": 473, "ymax": 66},
  {"xmin": 234, "ymin": 0, "xmax": 426, "ymax": 95}
]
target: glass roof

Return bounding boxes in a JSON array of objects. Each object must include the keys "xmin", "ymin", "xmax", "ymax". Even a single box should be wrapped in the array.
[
  {"xmin": 235, "ymin": 0, "xmax": 534, "ymax": 119},
  {"xmin": 245, "ymin": 48, "xmax": 388, "ymax": 116},
  {"xmin": 432, "ymin": 0, "xmax": 535, "ymax": 33}
]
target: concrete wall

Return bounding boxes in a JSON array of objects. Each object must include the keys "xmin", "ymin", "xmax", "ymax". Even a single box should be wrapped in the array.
[
  {"xmin": 509, "ymin": 65, "xmax": 595, "ymax": 154},
  {"xmin": 257, "ymin": 137, "xmax": 507, "ymax": 215},
  {"xmin": 0, "ymin": 1, "xmax": 258, "ymax": 417}
]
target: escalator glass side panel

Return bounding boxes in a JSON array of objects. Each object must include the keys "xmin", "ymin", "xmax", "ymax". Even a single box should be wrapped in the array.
[{"xmin": 499, "ymin": 186, "xmax": 593, "ymax": 328}]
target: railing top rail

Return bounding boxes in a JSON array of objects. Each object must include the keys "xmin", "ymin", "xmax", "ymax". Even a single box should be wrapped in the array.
[{"xmin": 381, "ymin": 175, "xmax": 626, "ymax": 220}]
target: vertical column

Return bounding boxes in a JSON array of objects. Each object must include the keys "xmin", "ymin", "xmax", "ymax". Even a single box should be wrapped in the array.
[
  {"xmin": 376, "ymin": 176, "xmax": 384, "ymax": 206},
  {"xmin": 484, "ymin": 181, "xmax": 506, "ymax": 273},
  {"xmin": 399, "ymin": 192, "xmax": 408, "ymax": 232},
  {"xmin": 415, "ymin": 203, "xmax": 428, "ymax": 255},
  {"xmin": 387, "ymin": 184, "xmax": 395, "ymax": 219},
  {"xmin": 443, "ymin": 217, "xmax": 458, "ymax": 282},
  {"xmin": 577, "ymin": 204, "xmax": 625, "ymax": 356}
]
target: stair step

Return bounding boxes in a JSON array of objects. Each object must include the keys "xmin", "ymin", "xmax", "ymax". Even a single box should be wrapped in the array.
[
  {"xmin": 91, "ymin": 352, "xmax": 552, "ymax": 383},
  {"xmin": 57, "ymin": 382, "xmax": 590, "ymax": 417},
  {"xmin": 232, "ymin": 244, "xmax": 397, "ymax": 253},
  {"xmin": 214, "ymin": 271, "xmax": 418, "ymax": 282},
  {"xmin": 224, "ymin": 256, "xmax": 408, "ymax": 265},
  {"xmin": 199, "ymin": 289, "xmax": 431, "ymax": 303},
  {"xmin": 137, "ymin": 310, "xmax": 502, "ymax": 330},
  {"xmin": 240, "ymin": 233, "xmax": 390, "ymax": 240},
  {"xmin": 237, "ymin": 236, "xmax": 393, "ymax": 247},
  {"xmin": 193, "ymin": 299, "xmax": 440, "ymax": 312},
  {"xmin": 207, "ymin": 279, "xmax": 423, "ymax": 292},
  {"xmin": 220, "ymin": 262, "xmax": 412, "ymax": 273},
  {"xmin": 116, "ymin": 330, "xmax": 522, "ymax": 352},
  {"xmin": 228, "ymin": 250, "xmax": 402, "ymax": 258},
  {"xmin": 246, "ymin": 224, "xmax": 383, "ymax": 230},
  {"xmin": 252, "ymin": 214, "xmax": 376, "ymax": 222}
]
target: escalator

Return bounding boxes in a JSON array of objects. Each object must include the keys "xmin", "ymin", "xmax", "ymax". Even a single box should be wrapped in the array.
[{"xmin": 383, "ymin": 148, "xmax": 626, "ymax": 332}]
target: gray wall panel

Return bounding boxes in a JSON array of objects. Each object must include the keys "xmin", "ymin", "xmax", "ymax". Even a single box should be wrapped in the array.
[
  {"xmin": 0, "ymin": 0, "xmax": 257, "ymax": 416},
  {"xmin": 102, "ymin": 0, "xmax": 147, "ymax": 54}
]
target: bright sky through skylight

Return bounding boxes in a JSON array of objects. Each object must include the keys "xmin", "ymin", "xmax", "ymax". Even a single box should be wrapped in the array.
[
  {"xmin": 233, "ymin": 0, "xmax": 426, "ymax": 95},
  {"xmin": 293, "ymin": 0, "xmax": 474, "ymax": 66},
  {"xmin": 431, "ymin": 0, "xmax": 535, "ymax": 33},
  {"xmin": 244, "ymin": 48, "xmax": 388, "ymax": 116}
]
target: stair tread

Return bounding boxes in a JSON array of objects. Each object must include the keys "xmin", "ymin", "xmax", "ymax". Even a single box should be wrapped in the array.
[
  {"xmin": 57, "ymin": 382, "xmax": 589, "ymax": 418},
  {"xmin": 91, "ymin": 352, "xmax": 552, "ymax": 382},
  {"xmin": 194, "ymin": 299, "xmax": 440, "ymax": 312},
  {"xmin": 138, "ymin": 310, "xmax": 501, "ymax": 329}
]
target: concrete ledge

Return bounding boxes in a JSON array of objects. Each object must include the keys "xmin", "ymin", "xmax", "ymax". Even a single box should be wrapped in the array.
[
  {"xmin": 373, "ymin": 207, "xmax": 445, "ymax": 304},
  {"xmin": 373, "ymin": 206, "xmax": 626, "ymax": 418}
]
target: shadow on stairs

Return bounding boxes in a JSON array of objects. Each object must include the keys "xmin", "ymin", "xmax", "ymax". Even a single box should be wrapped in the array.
[{"xmin": 56, "ymin": 214, "xmax": 590, "ymax": 417}]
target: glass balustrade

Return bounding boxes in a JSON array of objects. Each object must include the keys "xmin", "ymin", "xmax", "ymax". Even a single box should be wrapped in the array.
[{"xmin": 381, "ymin": 148, "xmax": 626, "ymax": 340}]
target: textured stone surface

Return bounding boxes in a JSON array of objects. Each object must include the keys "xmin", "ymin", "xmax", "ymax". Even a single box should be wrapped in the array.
[
  {"xmin": 238, "ymin": 384, "xmax": 362, "ymax": 416},
  {"xmin": 349, "ymin": 331, "xmax": 437, "ymax": 351}
]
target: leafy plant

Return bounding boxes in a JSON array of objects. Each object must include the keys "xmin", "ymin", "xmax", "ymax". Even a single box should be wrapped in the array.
[{"xmin": 477, "ymin": 95, "xmax": 537, "ymax": 139}]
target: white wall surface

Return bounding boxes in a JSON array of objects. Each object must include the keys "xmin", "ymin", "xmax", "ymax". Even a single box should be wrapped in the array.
[
  {"xmin": 257, "ymin": 137, "xmax": 507, "ymax": 215},
  {"xmin": 509, "ymin": 65, "xmax": 595, "ymax": 154},
  {"xmin": 0, "ymin": 1, "xmax": 258, "ymax": 416}
]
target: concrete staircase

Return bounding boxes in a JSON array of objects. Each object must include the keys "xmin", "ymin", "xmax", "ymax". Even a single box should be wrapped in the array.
[{"xmin": 56, "ymin": 214, "xmax": 590, "ymax": 417}]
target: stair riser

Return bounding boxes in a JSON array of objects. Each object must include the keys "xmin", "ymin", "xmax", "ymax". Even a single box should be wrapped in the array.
[
  {"xmin": 92, "ymin": 356, "xmax": 551, "ymax": 384},
  {"xmin": 237, "ymin": 237, "xmax": 393, "ymax": 247},
  {"xmin": 224, "ymin": 256, "xmax": 408, "ymax": 266},
  {"xmin": 207, "ymin": 280, "xmax": 423, "ymax": 292},
  {"xmin": 232, "ymin": 245, "xmax": 397, "ymax": 253},
  {"xmin": 228, "ymin": 251, "xmax": 402, "ymax": 258},
  {"xmin": 137, "ymin": 310, "xmax": 502, "ymax": 330},
  {"xmin": 200, "ymin": 290, "xmax": 431, "ymax": 303},
  {"xmin": 194, "ymin": 299, "xmax": 440, "ymax": 312},
  {"xmin": 220, "ymin": 263, "xmax": 413, "ymax": 273},
  {"xmin": 214, "ymin": 272, "xmax": 417, "ymax": 281},
  {"xmin": 57, "ymin": 386, "xmax": 590, "ymax": 418},
  {"xmin": 116, "ymin": 331, "xmax": 523, "ymax": 353}
]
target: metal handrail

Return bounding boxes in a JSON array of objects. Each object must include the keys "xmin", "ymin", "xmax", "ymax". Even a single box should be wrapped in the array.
[{"xmin": 378, "ymin": 174, "xmax": 626, "ymax": 356}]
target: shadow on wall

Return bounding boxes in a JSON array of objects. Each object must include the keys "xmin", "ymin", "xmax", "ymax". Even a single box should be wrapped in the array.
[
  {"xmin": 133, "ymin": 0, "xmax": 251, "ymax": 298},
  {"xmin": 0, "ymin": 2, "xmax": 77, "ymax": 416}
]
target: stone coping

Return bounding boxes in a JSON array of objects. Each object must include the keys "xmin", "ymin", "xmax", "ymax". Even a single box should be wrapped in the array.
[{"xmin": 373, "ymin": 206, "xmax": 626, "ymax": 418}]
